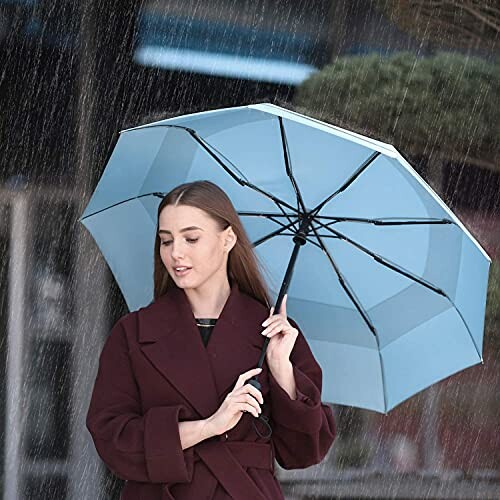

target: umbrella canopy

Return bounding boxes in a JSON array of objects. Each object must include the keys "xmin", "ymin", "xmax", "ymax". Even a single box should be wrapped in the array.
[{"xmin": 79, "ymin": 103, "xmax": 491, "ymax": 413}]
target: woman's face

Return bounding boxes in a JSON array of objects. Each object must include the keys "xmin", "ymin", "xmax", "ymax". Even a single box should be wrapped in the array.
[{"xmin": 158, "ymin": 204, "xmax": 235, "ymax": 290}]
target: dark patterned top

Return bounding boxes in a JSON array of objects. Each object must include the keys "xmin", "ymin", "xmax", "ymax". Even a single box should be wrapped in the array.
[{"xmin": 195, "ymin": 318, "xmax": 218, "ymax": 347}]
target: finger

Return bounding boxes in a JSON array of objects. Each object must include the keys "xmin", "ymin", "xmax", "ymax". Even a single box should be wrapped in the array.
[
  {"xmin": 234, "ymin": 367, "xmax": 262, "ymax": 389},
  {"xmin": 263, "ymin": 325, "xmax": 280, "ymax": 338},
  {"xmin": 232, "ymin": 385, "xmax": 264, "ymax": 407},
  {"xmin": 270, "ymin": 322, "xmax": 290, "ymax": 337},
  {"xmin": 262, "ymin": 319, "xmax": 284, "ymax": 336},
  {"xmin": 239, "ymin": 394, "xmax": 261, "ymax": 415},
  {"xmin": 233, "ymin": 383, "xmax": 264, "ymax": 405},
  {"xmin": 239, "ymin": 402, "xmax": 260, "ymax": 417},
  {"xmin": 243, "ymin": 393, "xmax": 262, "ymax": 413},
  {"xmin": 262, "ymin": 314, "xmax": 281, "ymax": 328},
  {"xmin": 280, "ymin": 294, "xmax": 287, "ymax": 315},
  {"xmin": 242, "ymin": 383, "xmax": 264, "ymax": 404}
]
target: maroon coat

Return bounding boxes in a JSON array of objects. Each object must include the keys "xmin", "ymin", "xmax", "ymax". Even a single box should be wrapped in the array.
[{"xmin": 86, "ymin": 280, "xmax": 336, "ymax": 499}]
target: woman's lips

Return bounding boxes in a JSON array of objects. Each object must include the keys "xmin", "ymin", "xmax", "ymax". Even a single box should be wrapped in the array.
[{"xmin": 174, "ymin": 267, "xmax": 191, "ymax": 277}]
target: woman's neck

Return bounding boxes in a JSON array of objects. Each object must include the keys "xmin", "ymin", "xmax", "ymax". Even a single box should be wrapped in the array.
[{"xmin": 184, "ymin": 278, "xmax": 231, "ymax": 319}]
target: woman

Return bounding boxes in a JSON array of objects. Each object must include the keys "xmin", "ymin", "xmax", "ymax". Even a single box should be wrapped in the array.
[{"xmin": 86, "ymin": 180, "xmax": 336, "ymax": 499}]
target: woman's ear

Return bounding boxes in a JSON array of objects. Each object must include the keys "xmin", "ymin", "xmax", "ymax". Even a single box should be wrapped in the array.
[{"xmin": 224, "ymin": 226, "xmax": 237, "ymax": 252}]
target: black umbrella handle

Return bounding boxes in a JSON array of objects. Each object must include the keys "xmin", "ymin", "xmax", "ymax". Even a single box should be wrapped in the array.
[
  {"xmin": 247, "ymin": 377, "xmax": 261, "ymax": 392},
  {"xmin": 247, "ymin": 377, "xmax": 273, "ymax": 438}
]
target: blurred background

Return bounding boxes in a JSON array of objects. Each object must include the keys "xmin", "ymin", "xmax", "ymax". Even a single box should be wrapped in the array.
[{"xmin": 0, "ymin": 0, "xmax": 498, "ymax": 498}]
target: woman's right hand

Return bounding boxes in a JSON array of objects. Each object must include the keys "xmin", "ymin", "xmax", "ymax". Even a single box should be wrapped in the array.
[{"xmin": 206, "ymin": 367, "xmax": 264, "ymax": 436}]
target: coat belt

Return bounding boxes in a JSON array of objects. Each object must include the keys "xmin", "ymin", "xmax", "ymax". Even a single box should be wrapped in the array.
[{"xmin": 193, "ymin": 440, "xmax": 275, "ymax": 500}]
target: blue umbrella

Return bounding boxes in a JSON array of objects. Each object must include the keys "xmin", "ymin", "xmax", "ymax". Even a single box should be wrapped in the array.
[{"xmin": 79, "ymin": 103, "xmax": 491, "ymax": 414}]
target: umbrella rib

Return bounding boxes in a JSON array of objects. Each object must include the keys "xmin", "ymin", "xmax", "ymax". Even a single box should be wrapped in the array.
[
  {"xmin": 312, "ymin": 219, "xmax": 446, "ymax": 296},
  {"xmin": 237, "ymin": 213, "xmax": 454, "ymax": 227},
  {"xmin": 308, "ymin": 222, "xmax": 388, "ymax": 411},
  {"xmin": 239, "ymin": 211, "xmax": 297, "ymax": 218},
  {"xmin": 252, "ymin": 219, "xmax": 299, "ymax": 247},
  {"xmin": 79, "ymin": 192, "xmax": 166, "ymax": 221},
  {"xmin": 308, "ymin": 223, "xmax": 380, "ymax": 340},
  {"xmin": 310, "ymin": 151, "xmax": 381, "ymax": 216},
  {"xmin": 186, "ymin": 128, "xmax": 298, "ymax": 212},
  {"xmin": 82, "ymin": 124, "xmax": 302, "ymax": 227},
  {"xmin": 312, "ymin": 220, "xmax": 482, "ymax": 366},
  {"xmin": 251, "ymin": 216, "xmax": 323, "ymax": 249},
  {"xmin": 447, "ymin": 300, "xmax": 482, "ymax": 361},
  {"xmin": 318, "ymin": 216, "xmax": 455, "ymax": 226},
  {"xmin": 123, "ymin": 122, "xmax": 303, "ymax": 216},
  {"xmin": 239, "ymin": 210, "xmax": 303, "ymax": 235},
  {"xmin": 278, "ymin": 116, "xmax": 308, "ymax": 215},
  {"xmin": 185, "ymin": 128, "xmax": 302, "ymax": 228}
]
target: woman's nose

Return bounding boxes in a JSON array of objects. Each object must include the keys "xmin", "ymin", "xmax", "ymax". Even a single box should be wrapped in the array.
[{"xmin": 171, "ymin": 241, "xmax": 184, "ymax": 259}]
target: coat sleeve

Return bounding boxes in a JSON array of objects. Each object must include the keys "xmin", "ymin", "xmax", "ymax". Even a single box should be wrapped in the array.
[
  {"xmin": 86, "ymin": 316, "xmax": 195, "ymax": 484},
  {"xmin": 268, "ymin": 316, "xmax": 336, "ymax": 470}
]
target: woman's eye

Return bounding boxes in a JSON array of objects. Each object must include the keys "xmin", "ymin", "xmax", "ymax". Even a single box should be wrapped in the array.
[{"xmin": 161, "ymin": 238, "xmax": 198, "ymax": 246}]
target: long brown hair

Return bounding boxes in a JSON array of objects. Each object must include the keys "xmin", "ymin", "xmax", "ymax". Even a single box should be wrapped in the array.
[{"xmin": 153, "ymin": 180, "xmax": 273, "ymax": 309}]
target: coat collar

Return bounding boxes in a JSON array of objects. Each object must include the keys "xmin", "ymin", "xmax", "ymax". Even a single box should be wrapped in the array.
[{"xmin": 137, "ymin": 279, "xmax": 268, "ymax": 420}]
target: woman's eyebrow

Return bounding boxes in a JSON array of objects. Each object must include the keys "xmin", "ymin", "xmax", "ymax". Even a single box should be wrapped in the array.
[{"xmin": 158, "ymin": 226, "xmax": 204, "ymax": 235}]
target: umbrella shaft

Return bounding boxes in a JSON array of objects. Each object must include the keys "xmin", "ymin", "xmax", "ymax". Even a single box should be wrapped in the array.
[{"xmin": 256, "ymin": 215, "xmax": 313, "ymax": 368}]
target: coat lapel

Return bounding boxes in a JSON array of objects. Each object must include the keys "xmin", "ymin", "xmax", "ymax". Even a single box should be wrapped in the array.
[{"xmin": 137, "ymin": 280, "xmax": 268, "ymax": 420}]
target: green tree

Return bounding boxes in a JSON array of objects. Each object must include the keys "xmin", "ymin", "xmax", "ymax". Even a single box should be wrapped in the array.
[{"xmin": 294, "ymin": 51, "xmax": 499, "ymax": 174}]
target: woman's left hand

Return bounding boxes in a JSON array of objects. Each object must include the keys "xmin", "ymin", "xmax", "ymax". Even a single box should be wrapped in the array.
[{"xmin": 260, "ymin": 294, "xmax": 298, "ymax": 368}]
